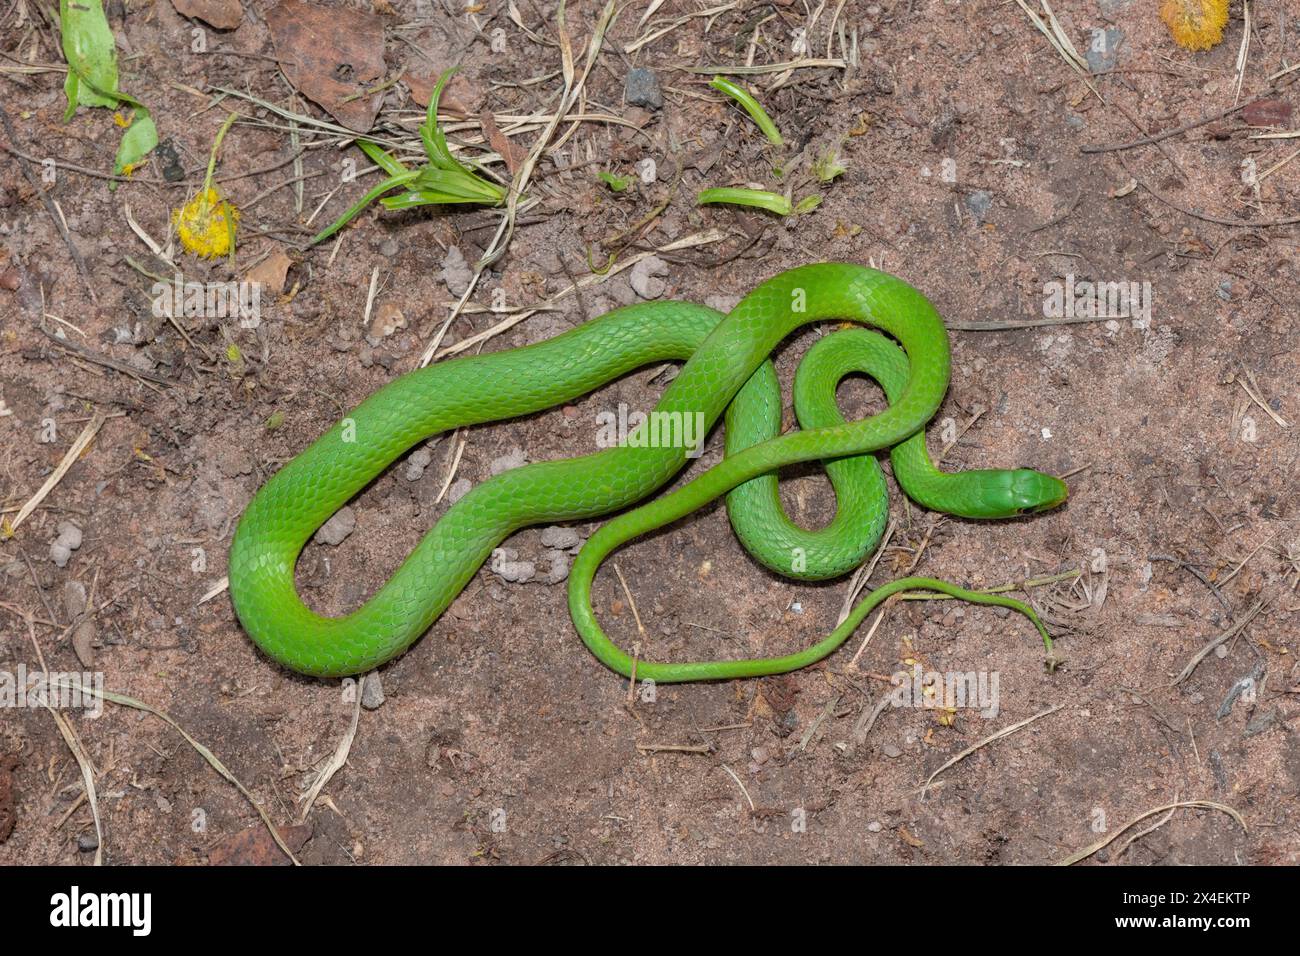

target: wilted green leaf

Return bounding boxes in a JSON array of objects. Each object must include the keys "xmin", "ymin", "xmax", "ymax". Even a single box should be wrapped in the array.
[
  {"xmin": 812, "ymin": 148, "xmax": 847, "ymax": 183},
  {"xmin": 60, "ymin": 0, "xmax": 121, "ymax": 118},
  {"xmin": 793, "ymin": 194, "xmax": 823, "ymax": 214},
  {"xmin": 597, "ymin": 171, "xmax": 633, "ymax": 192},
  {"xmin": 113, "ymin": 108, "xmax": 158, "ymax": 176}
]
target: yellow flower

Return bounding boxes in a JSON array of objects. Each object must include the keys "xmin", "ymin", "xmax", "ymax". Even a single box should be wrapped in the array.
[
  {"xmin": 173, "ymin": 187, "xmax": 239, "ymax": 259},
  {"xmin": 1161, "ymin": 0, "xmax": 1229, "ymax": 51}
]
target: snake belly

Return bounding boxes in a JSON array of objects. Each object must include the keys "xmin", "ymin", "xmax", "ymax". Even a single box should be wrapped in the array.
[{"xmin": 229, "ymin": 263, "xmax": 1065, "ymax": 679}]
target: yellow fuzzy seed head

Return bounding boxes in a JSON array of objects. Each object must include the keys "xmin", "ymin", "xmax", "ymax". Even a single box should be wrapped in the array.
[
  {"xmin": 173, "ymin": 188, "xmax": 240, "ymax": 259},
  {"xmin": 1160, "ymin": 0, "xmax": 1229, "ymax": 51}
]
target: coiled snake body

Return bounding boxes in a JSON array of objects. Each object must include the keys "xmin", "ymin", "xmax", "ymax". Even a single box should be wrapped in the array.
[{"xmin": 229, "ymin": 264, "xmax": 1067, "ymax": 680}]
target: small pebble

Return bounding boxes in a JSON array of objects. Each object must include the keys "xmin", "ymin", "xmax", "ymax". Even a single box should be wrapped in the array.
[
  {"xmin": 50, "ymin": 521, "xmax": 83, "ymax": 568},
  {"xmin": 867, "ymin": 821, "xmax": 883, "ymax": 833},
  {"xmin": 542, "ymin": 549, "xmax": 570, "ymax": 584},
  {"xmin": 314, "ymin": 507, "xmax": 357, "ymax": 546},
  {"xmin": 361, "ymin": 672, "xmax": 385, "ymax": 710},
  {"xmin": 371, "ymin": 301, "xmax": 407, "ymax": 339},
  {"xmin": 1084, "ymin": 26, "xmax": 1124, "ymax": 73},
  {"xmin": 540, "ymin": 526, "xmax": 582, "ymax": 550},
  {"xmin": 630, "ymin": 255, "xmax": 668, "ymax": 299},
  {"xmin": 965, "ymin": 190, "xmax": 993, "ymax": 222},
  {"xmin": 489, "ymin": 448, "xmax": 528, "ymax": 476},
  {"xmin": 441, "ymin": 246, "xmax": 473, "ymax": 297},
  {"xmin": 63, "ymin": 580, "xmax": 88, "ymax": 618},
  {"xmin": 881, "ymin": 743, "xmax": 903, "ymax": 758},
  {"xmin": 77, "ymin": 832, "xmax": 99, "ymax": 852},
  {"xmin": 405, "ymin": 446, "xmax": 434, "ymax": 481},
  {"xmin": 624, "ymin": 67, "xmax": 663, "ymax": 110},
  {"xmin": 491, "ymin": 548, "xmax": 536, "ymax": 583},
  {"xmin": 447, "ymin": 478, "xmax": 473, "ymax": 503}
]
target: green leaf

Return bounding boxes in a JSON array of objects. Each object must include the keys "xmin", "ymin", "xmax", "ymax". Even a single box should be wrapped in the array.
[
  {"xmin": 812, "ymin": 148, "xmax": 847, "ymax": 183},
  {"xmin": 113, "ymin": 108, "xmax": 158, "ymax": 176},
  {"xmin": 793, "ymin": 194, "xmax": 823, "ymax": 214},
  {"xmin": 420, "ymin": 69, "xmax": 460, "ymax": 170},
  {"xmin": 411, "ymin": 166, "xmax": 504, "ymax": 203},
  {"xmin": 379, "ymin": 189, "xmax": 487, "ymax": 209},
  {"xmin": 357, "ymin": 139, "xmax": 409, "ymax": 178},
  {"xmin": 709, "ymin": 76, "xmax": 784, "ymax": 147},
  {"xmin": 308, "ymin": 171, "xmax": 420, "ymax": 245},
  {"xmin": 697, "ymin": 187, "xmax": 792, "ymax": 216},
  {"xmin": 597, "ymin": 171, "xmax": 633, "ymax": 192},
  {"xmin": 60, "ymin": 0, "xmax": 121, "ymax": 116},
  {"xmin": 311, "ymin": 66, "xmax": 505, "ymax": 244}
]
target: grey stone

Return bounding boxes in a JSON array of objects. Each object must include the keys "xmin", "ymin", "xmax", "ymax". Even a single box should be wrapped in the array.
[
  {"xmin": 540, "ymin": 526, "xmax": 582, "ymax": 550},
  {"xmin": 704, "ymin": 295, "xmax": 741, "ymax": 313},
  {"xmin": 1085, "ymin": 27, "xmax": 1124, "ymax": 73},
  {"xmin": 441, "ymin": 245, "xmax": 473, "ymax": 297},
  {"xmin": 361, "ymin": 672, "xmax": 385, "ymax": 710},
  {"xmin": 965, "ymin": 190, "xmax": 993, "ymax": 222},
  {"xmin": 624, "ymin": 68, "xmax": 663, "ymax": 110},
  {"xmin": 314, "ymin": 507, "xmax": 357, "ymax": 546},
  {"xmin": 1097, "ymin": 0, "xmax": 1134, "ymax": 16},
  {"xmin": 447, "ymin": 478, "xmax": 473, "ymax": 503},
  {"xmin": 63, "ymin": 580, "xmax": 88, "ymax": 618},
  {"xmin": 541, "ymin": 549, "xmax": 570, "ymax": 584},
  {"xmin": 491, "ymin": 547, "xmax": 536, "ymax": 583},
  {"xmin": 630, "ymin": 255, "xmax": 668, "ymax": 299},
  {"xmin": 50, "ymin": 521, "xmax": 83, "ymax": 567},
  {"xmin": 489, "ymin": 448, "xmax": 527, "ymax": 475},
  {"xmin": 1244, "ymin": 710, "xmax": 1277, "ymax": 737},
  {"xmin": 405, "ymin": 446, "xmax": 434, "ymax": 481}
]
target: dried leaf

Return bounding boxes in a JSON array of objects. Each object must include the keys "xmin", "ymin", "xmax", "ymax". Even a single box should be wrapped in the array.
[
  {"xmin": 265, "ymin": 0, "xmax": 386, "ymax": 132},
  {"xmin": 479, "ymin": 110, "xmax": 525, "ymax": 175},
  {"xmin": 1243, "ymin": 98, "xmax": 1293, "ymax": 128},
  {"xmin": 207, "ymin": 822, "xmax": 313, "ymax": 866},
  {"xmin": 245, "ymin": 247, "xmax": 292, "ymax": 294},
  {"xmin": 170, "ymin": 0, "xmax": 243, "ymax": 30},
  {"xmin": 0, "ymin": 753, "xmax": 17, "ymax": 844},
  {"xmin": 72, "ymin": 620, "xmax": 96, "ymax": 669}
]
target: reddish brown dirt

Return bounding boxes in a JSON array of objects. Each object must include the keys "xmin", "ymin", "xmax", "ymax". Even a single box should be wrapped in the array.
[{"xmin": 1, "ymin": 0, "xmax": 1297, "ymax": 865}]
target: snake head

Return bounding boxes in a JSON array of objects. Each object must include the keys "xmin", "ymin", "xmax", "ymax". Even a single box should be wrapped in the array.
[{"xmin": 1004, "ymin": 468, "xmax": 1069, "ymax": 516}]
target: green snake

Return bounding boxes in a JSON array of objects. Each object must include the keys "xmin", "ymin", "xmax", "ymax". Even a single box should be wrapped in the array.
[{"xmin": 229, "ymin": 264, "xmax": 1067, "ymax": 681}]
